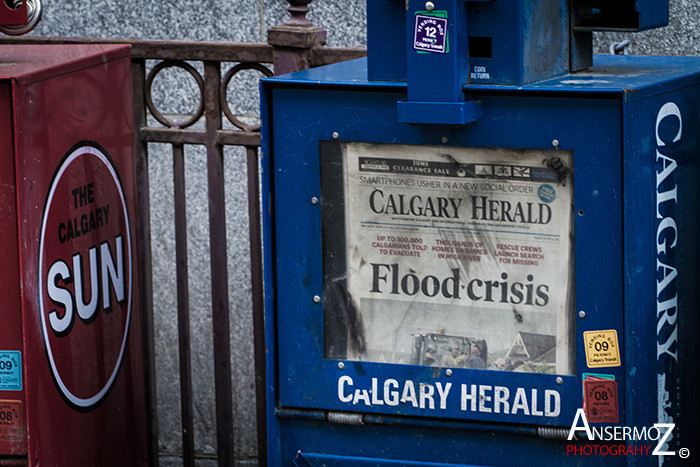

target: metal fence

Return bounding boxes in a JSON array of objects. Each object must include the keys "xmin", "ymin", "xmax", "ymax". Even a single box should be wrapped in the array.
[{"xmin": 1, "ymin": 3, "xmax": 365, "ymax": 464}]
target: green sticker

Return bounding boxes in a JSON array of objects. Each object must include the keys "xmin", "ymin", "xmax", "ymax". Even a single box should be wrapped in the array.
[{"xmin": 583, "ymin": 372, "xmax": 615, "ymax": 381}]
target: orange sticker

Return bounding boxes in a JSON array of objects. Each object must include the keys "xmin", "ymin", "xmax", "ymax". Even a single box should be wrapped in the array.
[
  {"xmin": 0, "ymin": 400, "xmax": 22, "ymax": 443},
  {"xmin": 583, "ymin": 330, "xmax": 621, "ymax": 368},
  {"xmin": 583, "ymin": 379, "xmax": 618, "ymax": 423}
]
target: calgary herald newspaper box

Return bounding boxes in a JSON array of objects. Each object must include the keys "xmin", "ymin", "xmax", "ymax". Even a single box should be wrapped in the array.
[
  {"xmin": 0, "ymin": 45, "xmax": 147, "ymax": 466},
  {"xmin": 261, "ymin": 1, "xmax": 700, "ymax": 465}
]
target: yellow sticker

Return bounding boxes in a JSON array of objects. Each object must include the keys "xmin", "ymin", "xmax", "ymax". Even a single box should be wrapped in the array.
[{"xmin": 583, "ymin": 330, "xmax": 621, "ymax": 368}]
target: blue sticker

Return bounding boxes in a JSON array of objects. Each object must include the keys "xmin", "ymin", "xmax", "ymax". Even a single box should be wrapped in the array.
[
  {"xmin": 414, "ymin": 14, "xmax": 448, "ymax": 54},
  {"xmin": 0, "ymin": 351, "xmax": 22, "ymax": 391},
  {"xmin": 538, "ymin": 184, "xmax": 556, "ymax": 203}
]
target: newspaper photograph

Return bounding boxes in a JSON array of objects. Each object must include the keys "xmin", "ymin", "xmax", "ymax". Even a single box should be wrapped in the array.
[{"xmin": 334, "ymin": 142, "xmax": 575, "ymax": 375}]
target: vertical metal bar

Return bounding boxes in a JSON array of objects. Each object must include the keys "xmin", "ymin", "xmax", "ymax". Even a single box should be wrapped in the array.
[
  {"xmin": 245, "ymin": 146, "xmax": 267, "ymax": 466},
  {"xmin": 204, "ymin": 60, "xmax": 235, "ymax": 466},
  {"xmin": 132, "ymin": 57, "xmax": 160, "ymax": 467},
  {"xmin": 173, "ymin": 143, "xmax": 195, "ymax": 467}
]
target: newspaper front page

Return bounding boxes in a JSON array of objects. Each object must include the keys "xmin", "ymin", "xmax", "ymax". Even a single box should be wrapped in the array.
[{"xmin": 336, "ymin": 142, "xmax": 574, "ymax": 375}]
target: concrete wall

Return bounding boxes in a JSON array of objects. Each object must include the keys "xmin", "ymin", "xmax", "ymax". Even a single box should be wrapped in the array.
[{"xmin": 27, "ymin": 0, "xmax": 699, "ymax": 464}]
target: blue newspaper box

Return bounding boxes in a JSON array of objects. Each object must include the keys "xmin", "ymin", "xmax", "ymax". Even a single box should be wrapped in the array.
[{"xmin": 261, "ymin": 1, "xmax": 699, "ymax": 465}]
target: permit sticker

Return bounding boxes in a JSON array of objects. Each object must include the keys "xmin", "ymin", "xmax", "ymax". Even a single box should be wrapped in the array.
[
  {"xmin": 413, "ymin": 14, "xmax": 448, "ymax": 54},
  {"xmin": 583, "ymin": 379, "xmax": 619, "ymax": 423},
  {"xmin": 582, "ymin": 373, "xmax": 615, "ymax": 417},
  {"xmin": 583, "ymin": 330, "xmax": 621, "ymax": 368},
  {"xmin": 0, "ymin": 352, "xmax": 22, "ymax": 391},
  {"xmin": 0, "ymin": 401, "xmax": 22, "ymax": 443}
]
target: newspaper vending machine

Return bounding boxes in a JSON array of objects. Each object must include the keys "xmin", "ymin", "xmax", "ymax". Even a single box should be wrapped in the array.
[
  {"xmin": 0, "ymin": 45, "xmax": 147, "ymax": 466},
  {"xmin": 261, "ymin": 0, "xmax": 700, "ymax": 465}
]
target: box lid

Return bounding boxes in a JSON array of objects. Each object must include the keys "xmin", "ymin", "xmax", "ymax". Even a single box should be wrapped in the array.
[
  {"xmin": 0, "ymin": 44, "xmax": 130, "ymax": 86},
  {"xmin": 263, "ymin": 55, "xmax": 700, "ymax": 103}
]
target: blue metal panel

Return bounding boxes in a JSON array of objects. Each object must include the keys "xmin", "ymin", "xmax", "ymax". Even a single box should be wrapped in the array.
[
  {"xmin": 465, "ymin": 0, "xmax": 570, "ymax": 85},
  {"xmin": 364, "ymin": 0, "xmax": 668, "ymax": 89},
  {"xmin": 261, "ymin": 54, "xmax": 700, "ymax": 466},
  {"xmin": 520, "ymin": 0, "xmax": 569, "ymax": 84},
  {"xmin": 268, "ymin": 56, "xmax": 700, "ymax": 102},
  {"xmin": 269, "ymin": 84, "xmax": 622, "ymax": 425},
  {"xmin": 295, "ymin": 451, "xmax": 483, "ymax": 466},
  {"xmin": 277, "ymin": 417, "xmax": 626, "ymax": 466},
  {"xmin": 367, "ymin": 0, "xmax": 406, "ymax": 82},
  {"xmin": 396, "ymin": 99, "xmax": 482, "ymax": 125},
  {"xmin": 464, "ymin": 0, "xmax": 524, "ymax": 85},
  {"xmin": 636, "ymin": 0, "xmax": 670, "ymax": 31},
  {"xmin": 367, "ymin": 0, "xmax": 571, "ymax": 87},
  {"xmin": 622, "ymin": 85, "xmax": 700, "ymax": 463},
  {"xmin": 621, "ymin": 95, "xmax": 663, "ymax": 467},
  {"xmin": 405, "ymin": 0, "xmax": 468, "ymax": 103},
  {"xmin": 260, "ymin": 80, "xmax": 283, "ymax": 464}
]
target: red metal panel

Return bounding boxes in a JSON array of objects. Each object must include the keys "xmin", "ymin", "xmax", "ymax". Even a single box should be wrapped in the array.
[
  {"xmin": 0, "ymin": 2, "xmax": 27, "ymax": 26},
  {"xmin": 2, "ymin": 45, "xmax": 146, "ymax": 466},
  {"xmin": 0, "ymin": 81, "xmax": 27, "ymax": 459},
  {"xmin": 0, "ymin": 44, "xmax": 130, "ymax": 85}
]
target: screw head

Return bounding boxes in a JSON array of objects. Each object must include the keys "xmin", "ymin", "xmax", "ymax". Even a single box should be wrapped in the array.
[
  {"xmin": 556, "ymin": 377, "xmax": 563, "ymax": 385},
  {"xmin": 446, "ymin": 369, "xmax": 453, "ymax": 377},
  {"xmin": 425, "ymin": 1, "xmax": 435, "ymax": 11},
  {"xmin": 338, "ymin": 362, "xmax": 345, "ymax": 370},
  {"xmin": 441, "ymin": 136, "xmax": 448, "ymax": 144},
  {"xmin": 578, "ymin": 310, "xmax": 586, "ymax": 319},
  {"xmin": 332, "ymin": 132, "xmax": 340, "ymax": 140},
  {"xmin": 313, "ymin": 295, "xmax": 321, "ymax": 303},
  {"xmin": 311, "ymin": 197, "xmax": 319, "ymax": 205},
  {"xmin": 552, "ymin": 139, "xmax": 560, "ymax": 148}
]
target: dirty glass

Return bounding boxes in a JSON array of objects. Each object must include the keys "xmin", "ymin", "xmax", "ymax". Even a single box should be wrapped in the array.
[{"xmin": 321, "ymin": 141, "xmax": 575, "ymax": 375}]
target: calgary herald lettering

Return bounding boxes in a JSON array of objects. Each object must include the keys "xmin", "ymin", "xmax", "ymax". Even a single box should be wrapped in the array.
[
  {"xmin": 368, "ymin": 190, "xmax": 553, "ymax": 224},
  {"xmin": 336, "ymin": 375, "xmax": 561, "ymax": 418},
  {"xmin": 340, "ymin": 143, "xmax": 575, "ymax": 375},
  {"xmin": 654, "ymin": 101, "xmax": 682, "ymax": 457}
]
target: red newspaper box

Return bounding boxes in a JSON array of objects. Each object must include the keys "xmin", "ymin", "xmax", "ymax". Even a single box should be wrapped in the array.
[{"xmin": 0, "ymin": 44, "xmax": 146, "ymax": 466}]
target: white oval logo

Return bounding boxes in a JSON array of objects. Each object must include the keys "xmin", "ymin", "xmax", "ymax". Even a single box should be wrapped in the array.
[{"xmin": 37, "ymin": 143, "xmax": 133, "ymax": 410}]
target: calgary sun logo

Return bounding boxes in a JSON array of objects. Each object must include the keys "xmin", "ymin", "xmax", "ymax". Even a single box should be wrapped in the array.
[{"xmin": 37, "ymin": 143, "xmax": 133, "ymax": 411}]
